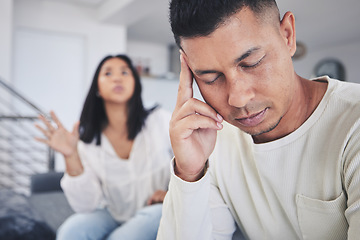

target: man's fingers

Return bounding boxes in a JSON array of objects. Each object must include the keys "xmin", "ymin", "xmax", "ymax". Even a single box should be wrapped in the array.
[
  {"xmin": 176, "ymin": 52, "xmax": 194, "ymax": 109},
  {"xmin": 173, "ymin": 113, "xmax": 223, "ymax": 139},
  {"xmin": 185, "ymin": 114, "xmax": 223, "ymax": 131},
  {"xmin": 174, "ymin": 53, "xmax": 223, "ymax": 124},
  {"xmin": 173, "ymin": 98, "xmax": 223, "ymax": 124}
]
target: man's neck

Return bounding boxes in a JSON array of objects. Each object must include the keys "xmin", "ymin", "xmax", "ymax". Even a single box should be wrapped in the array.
[{"xmin": 252, "ymin": 77, "xmax": 328, "ymax": 144}]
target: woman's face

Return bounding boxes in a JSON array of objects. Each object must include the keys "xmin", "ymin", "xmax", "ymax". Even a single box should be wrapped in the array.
[{"xmin": 97, "ymin": 58, "xmax": 135, "ymax": 105}]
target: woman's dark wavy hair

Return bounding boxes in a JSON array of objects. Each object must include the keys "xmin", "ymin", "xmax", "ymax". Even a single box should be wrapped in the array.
[
  {"xmin": 79, "ymin": 54, "xmax": 155, "ymax": 145},
  {"xmin": 169, "ymin": 0, "xmax": 279, "ymax": 48}
]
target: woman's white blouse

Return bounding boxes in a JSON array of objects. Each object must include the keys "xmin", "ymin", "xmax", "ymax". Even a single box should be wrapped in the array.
[{"xmin": 61, "ymin": 108, "xmax": 173, "ymax": 222}]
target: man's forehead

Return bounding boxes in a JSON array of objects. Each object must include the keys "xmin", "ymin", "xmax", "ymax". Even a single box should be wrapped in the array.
[{"xmin": 181, "ymin": 38, "xmax": 262, "ymax": 72}]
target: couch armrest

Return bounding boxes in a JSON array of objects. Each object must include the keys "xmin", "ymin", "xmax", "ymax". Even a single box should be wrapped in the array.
[{"xmin": 30, "ymin": 172, "xmax": 64, "ymax": 194}]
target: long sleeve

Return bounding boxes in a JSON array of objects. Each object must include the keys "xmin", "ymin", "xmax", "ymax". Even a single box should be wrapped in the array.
[
  {"xmin": 60, "ymin": 142, "xmax": 104, "ymax": 213},
  {"xmin": 157, "ymin": 159, "xmax": 236, "ymax": 240},
  {"xmin": 342, "ymin": 122, "xmax": 360, "ymax": 240}
]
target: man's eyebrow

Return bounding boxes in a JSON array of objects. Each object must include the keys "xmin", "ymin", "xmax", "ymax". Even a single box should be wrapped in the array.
[
  {"xmin": 193, "ymin": 47, "xmax": 261, "ymax": 76},
  {"xmin": 194, "ymin": 69, "xmax": 219, "ymax": 76},
  {"xmin": 234, "ymin": 47, "xmax": 261, "ymax": 64}
]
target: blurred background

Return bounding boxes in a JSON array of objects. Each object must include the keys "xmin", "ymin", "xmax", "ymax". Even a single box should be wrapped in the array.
[{"xmin": 1, "ymin": 0, "xmax": 360, "ymax": 190}]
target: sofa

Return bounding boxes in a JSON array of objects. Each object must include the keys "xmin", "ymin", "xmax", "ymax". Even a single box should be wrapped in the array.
[
  {"xmin": 29, "ymin": 172, "xmax": 74, "ymax": 232},
  {"xmin": 0, "ymin": 172, "xmax": 246, "ymax": 240},
  {"xmin": 0, "ymin": 172, "xmax": 73, "ymax": 240}
]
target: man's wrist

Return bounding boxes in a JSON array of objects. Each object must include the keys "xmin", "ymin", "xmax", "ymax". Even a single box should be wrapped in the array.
[{"xmin": 173, "ymin": 159, "xmax": 209, "ymax": 182}]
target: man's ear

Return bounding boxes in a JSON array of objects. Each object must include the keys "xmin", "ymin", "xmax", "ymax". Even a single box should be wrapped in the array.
[{"xmin": 280, "ymin": 11, "xmax": 296, "ymax": 57}]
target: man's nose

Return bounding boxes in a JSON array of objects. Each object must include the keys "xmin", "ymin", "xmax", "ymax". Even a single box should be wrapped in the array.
[{"xmin": 227, "ymin": 74, "xmax": 255, "ymax": 108}]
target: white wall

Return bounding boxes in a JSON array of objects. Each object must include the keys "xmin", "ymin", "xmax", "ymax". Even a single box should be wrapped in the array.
[
  {"xmin": 0, "ymin": 0, "xmax": 13, "ymax": 82},
  {"xmin": 294, "ymin": 40, "xmax": 360, "ymax": 84},
  {"xmin": 13, "ymin": 28, "xmax": 86, "ymax": 124},
  {"xmin": 0, "ymin": 0, "xmax": 14, "ymax": 192},
  {"xmin": 10, "ymin": 0, "xmax": 127, "ymax": 171},
  {"xmin": 14, "ymin": 0, "xmax": 127, "ymax": 84}
]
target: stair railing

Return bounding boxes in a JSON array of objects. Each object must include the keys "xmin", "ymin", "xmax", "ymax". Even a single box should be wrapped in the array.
[{"xmin": 0, "ymin": 77, "xmax": 55, "ymax": 195}]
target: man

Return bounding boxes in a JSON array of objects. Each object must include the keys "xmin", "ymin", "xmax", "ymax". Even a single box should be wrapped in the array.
[{"xmin": 157, "ymin": 0, "xmax": 360, "ymax": 239}]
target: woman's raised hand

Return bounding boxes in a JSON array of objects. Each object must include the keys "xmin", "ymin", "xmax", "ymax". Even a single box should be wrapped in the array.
[
  {"xmin": 35, "ymin": 111, "xmax": 80, "ymax": 158},
  {"xmin": 169, "ymin": 53, "xmax": 223, "ymax": 182}
]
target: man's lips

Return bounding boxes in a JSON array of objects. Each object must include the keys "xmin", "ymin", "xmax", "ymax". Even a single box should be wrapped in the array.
[{"xmin": 235, "ymin": 108, "xmax": 268, "ymax": 127}]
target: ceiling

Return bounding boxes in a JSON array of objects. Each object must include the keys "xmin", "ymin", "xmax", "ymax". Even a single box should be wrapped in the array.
[{"xmin": 47, "ymin": 0, "xmax": 360, "ymax": 51}]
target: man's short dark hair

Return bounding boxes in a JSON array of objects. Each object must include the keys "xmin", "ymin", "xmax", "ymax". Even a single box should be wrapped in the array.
[{"xmin": 169, "ymin": 0, "xmax": 279, "ymax": 47}]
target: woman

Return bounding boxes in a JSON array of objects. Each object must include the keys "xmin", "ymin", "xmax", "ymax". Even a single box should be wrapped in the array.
[{"xmin": 35, "ymin": 54, "xmax": 173, "ymax": 240}]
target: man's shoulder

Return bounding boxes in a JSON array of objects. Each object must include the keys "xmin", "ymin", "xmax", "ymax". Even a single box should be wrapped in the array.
[
  {"xmin": 329, "ymin": 78, "xmax": 360, "ymax": 103},
  {"xmin": 318, "ymin": 79, "xmax": 360, "ymax": 141},
  {"xmin": 326, "ymin": 79, "xmax": 360, "ymax": 122}
]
